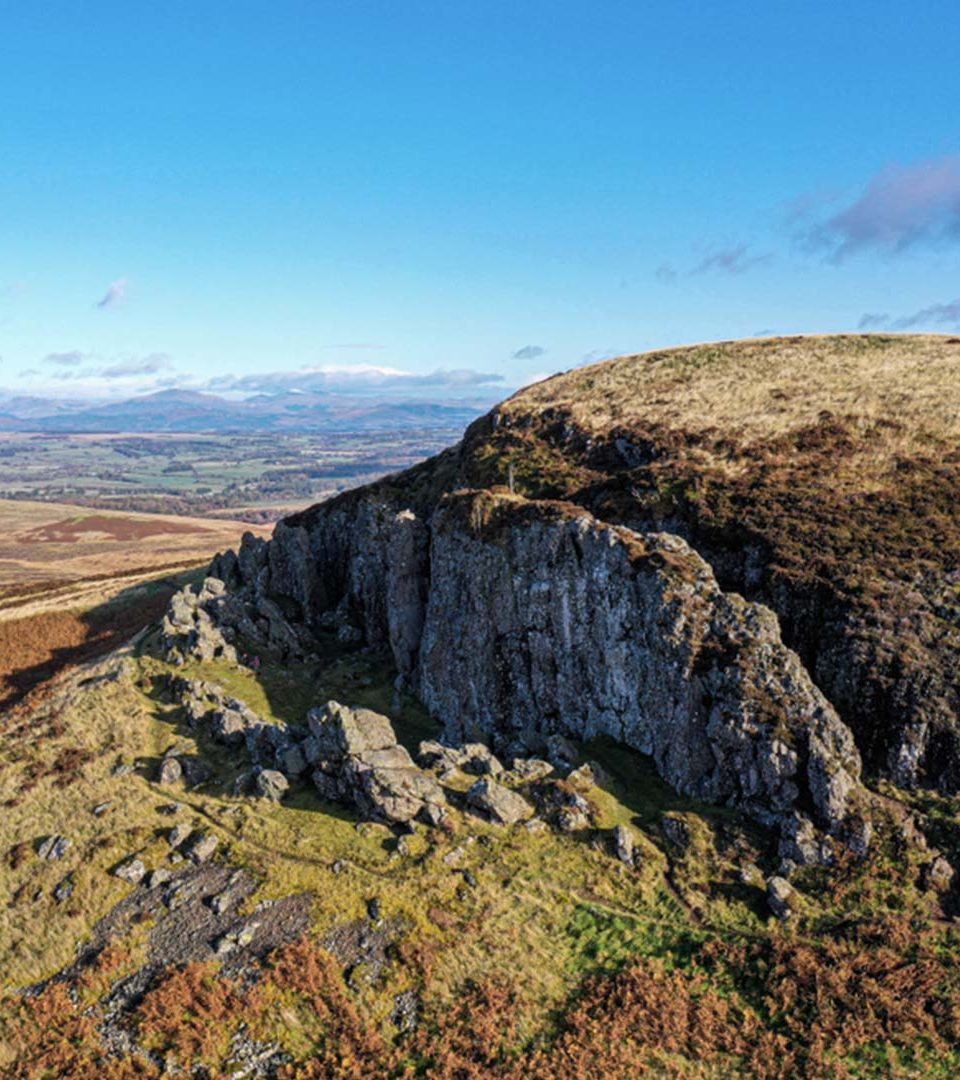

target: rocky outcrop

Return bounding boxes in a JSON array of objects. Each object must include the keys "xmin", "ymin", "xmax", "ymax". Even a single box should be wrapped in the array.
[
  {"xmin": 161, "ymin": 577, "xmax": 237, "ymax": 664},
  {"xmin": 307, "ymin": 702, "xmax": 447, "ymax": 825},
  {"xmin": 204, "ymin": 490, "xmax": 870, "ymax": 858}
]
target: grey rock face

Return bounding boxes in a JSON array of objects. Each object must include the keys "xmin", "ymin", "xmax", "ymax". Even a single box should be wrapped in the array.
[
  {"xmin": 465, "ymin": 779, "xmax": 535, "ymax": 825},
  {"xmin": 210, "ymin": 490, "xmax": 871, "ymax": 855}
]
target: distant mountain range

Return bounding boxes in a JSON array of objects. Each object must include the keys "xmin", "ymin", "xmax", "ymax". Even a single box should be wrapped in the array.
[{"xmin": 0, "ymin": 388, "xmax": 494, "ymax": 433}]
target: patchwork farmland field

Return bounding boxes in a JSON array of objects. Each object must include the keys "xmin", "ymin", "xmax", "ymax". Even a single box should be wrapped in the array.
[{"xmin": 0, "ymin": 429, "xmax": 460, "ymax": 523}]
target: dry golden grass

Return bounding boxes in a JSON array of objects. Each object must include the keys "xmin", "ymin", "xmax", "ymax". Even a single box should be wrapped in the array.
[
  {"xmin": 505, "ymin": 334, "xmax": 960, "ymax": 475},
  {"xmin": 0, "ymin": 498, "xmax": 270, "ymax": 594}
]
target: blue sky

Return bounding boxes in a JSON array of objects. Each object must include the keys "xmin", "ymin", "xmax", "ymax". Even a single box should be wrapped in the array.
[{"xmin": 1, "ymin": 1, "xmax": 958, "ymax": 399}]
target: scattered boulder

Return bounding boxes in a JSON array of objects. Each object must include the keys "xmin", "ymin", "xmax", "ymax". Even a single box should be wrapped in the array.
[
  {"xmin": 506, "ymin": 757, "xmax": 554, "ymax": 783},
  {"xmin": 465, "ymin": 779, "xmax": 534, "ymax": 825},
  {"xmin": 924, "ymin": 855, "xmax": 955, "ymax": 894},
  {"xmin": 255, "ymin": 769, "xmax": 289, "ymax": 802},
  {"xmin": 113, "ymin": 858, "xmax": 147, "ymax": 885},
  {"xmin": 53, "ymin": 875, "xmax": 75, "ymax": 904},
  {"xmin": 767, "ymin": 876, "xmax": 799, "ymax": 920},
  {"xmin": 307, "ymin": 702, "xmax": 447, "ymax": 825},
  {"xmin": 777, "ymin": 814, "xmax": 827, "ymax": 867},
  {"xmin": 158, "ymin": 757, "xmax": 183, "ymax": 786},
  {"xmin": 211, "ymin": 707, "xmax": 250, "ymax": 746},
  {"xmin": 186, "ymin": 833, "xmax": 220, "ymax": 864},
  {"xmin": 307, "ymin": 701, "xmax": 397, "ymax": 759},
  {"xmin": 417, "ymin": 740, "xmax": 465, "ymax": 773},
  {"xmin": 612, "ymin": 824, "xmax": 638, "ymax": 868},
  {"xmin": 168, "ymin": 822, "xmax": 191, "ymax": 849},
  {"xmin": 147, "ymin": 868, "xmax": 174, "ymax": 889},
  {"xmin": 459, "ymin": 743, "xmax": 504, "ymax": 777},
  {"xmin": 533, "ymin": 780, "xmax": 596, "ymax": 832},
  {"xmin": 36, "ymin": 835, "xmax": 71, "ymax": 861},
  {"xmin": 567, "ymin": 762, "xmax": 611, "ymax": 789}
]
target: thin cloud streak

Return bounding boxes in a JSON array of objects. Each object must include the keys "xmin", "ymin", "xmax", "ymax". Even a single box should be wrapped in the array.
[
  {"xmin": 43, "ymin": 350, "xmax": 87, "ymax": 366},
  {"xmin": 204, "ymin": 365, "xmax": 506, "ymax": 397},
  {"xmin": 512, "ymin": 345, "xmax": 545, "ymax": 361},
  {"xmin": 690, "ymin": 244, "xmax": 773, "ymax": 276},
  {"xmin": 96, "ymin": 277, "xmax": 129, "ymax": 309},
  {"xmin": 800, "ymin": 154, "xmax": 960, "ymax": 261}
]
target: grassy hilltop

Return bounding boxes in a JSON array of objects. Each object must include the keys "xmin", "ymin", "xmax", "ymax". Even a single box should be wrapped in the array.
[
  {"xmin": 374, "ymin": 334, "xmax": 960, "ymax": 785},
  {"xmin": 3, "ymin": 335, "xmax": 960, "ymax": 1077}
]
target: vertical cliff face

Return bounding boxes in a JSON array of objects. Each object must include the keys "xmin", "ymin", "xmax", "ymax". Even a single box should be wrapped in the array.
[{"xmin": 212, "ymin": 489, "xmax": 870, "ymax": 854}]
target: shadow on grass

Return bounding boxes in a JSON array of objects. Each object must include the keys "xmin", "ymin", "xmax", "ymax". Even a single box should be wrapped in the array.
[{"xmin": 0, "ymin": 568, "xmax": 203, "ymax": 712}]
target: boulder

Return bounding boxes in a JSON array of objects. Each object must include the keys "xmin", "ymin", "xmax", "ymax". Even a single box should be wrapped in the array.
[
  {"xmin": 506, "ymin": 758, "xmax": 554, "ymax": 783},
  {"xmin": 767, "ymin": 876, "xmax": 799, "ymax": 920},
  {"xmin": 307, "ymin": 702, "xmax": 448, "ymax": 826},
  {"xmin": 344, "ymin": 753, "xmax": 446, "ymax": 824},
  {"xmin": 255, "ymin": 769, "xmax": 290, "ymax": 802},
  {"xmin": 417, "ymin": 740, "xmax": 465, "ymax": 773},
  {"xmin": 168, "ymin": 822, "xmax": 191, "ymax": 849},
  {"xmin": 460, "ymin": 743, "xmax": 504, "ymax": 777},
  {"xmin": 53, "ymin": 875, "xmax": 75, "ymax": 903},
  {"xmin": 612, "ymin": 824, "xmax": 638, "ymax": 868},
  {"xmin": 307, "ymin": 701, "xmax": 397, "ymax": 760},
  {"xmin": 211, "ymin": 707, "xmax": 250, "ymax": 746},
  {"xmin": 114, "ymin": 858, "xmax": 146, "ymax": 884},
  {"xmin": 158, "ymin": 757, "xmax": 182, "ymax": 786},
  {"xmin": 465, "ymin": 779, "xmax": 535, "ymax": 825},
  {"xmin": 924, "ymin": 855, "xmax": 955, "ymax": 894},
  {"xmin": 36, "ymin": 835, "xmax": 70, "ymax": 861},
  {"xmin": 186, "ymin": 833, "xmax": 219, "ymax": 863}
]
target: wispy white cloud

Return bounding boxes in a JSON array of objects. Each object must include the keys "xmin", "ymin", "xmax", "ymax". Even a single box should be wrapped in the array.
[
  {"xmin": 100, "ymin": 353, "xmax": 171, "ymax": 378},
  {"xmin": 690, "ymin": 243, "xmax": 773, "ymax": 276},
  {"xmin": 204, "ymin": 364, "xmax": 506, "ymax": 397},
  {"xmin": 43, "ymin": 350, "xmax": 88, "ymax": 367},
  {"xmin": 856, "ymin": 297, "xmax": 960, "ymax": 331},
  {"xmin": 799, "ymin": 154, "xmax": 960, "ymax": 261},
  {"xmin": 512, "ymin": 345, "xmax": 545, "ymax": 361},
  {"xmin": 96, "ymin": 277, "xmax": 129, "ymax": 309}
]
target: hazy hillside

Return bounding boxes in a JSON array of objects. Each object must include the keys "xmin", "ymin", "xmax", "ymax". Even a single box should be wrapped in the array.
[{"xmin": 0, "ymin": 389, "xmax": 493, "ymax": 434}]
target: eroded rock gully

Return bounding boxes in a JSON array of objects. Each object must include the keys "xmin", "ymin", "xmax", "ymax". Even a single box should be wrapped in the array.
[{"xmin": 207, "ymin": 490, "xmax": 873, "ymax": 859}]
